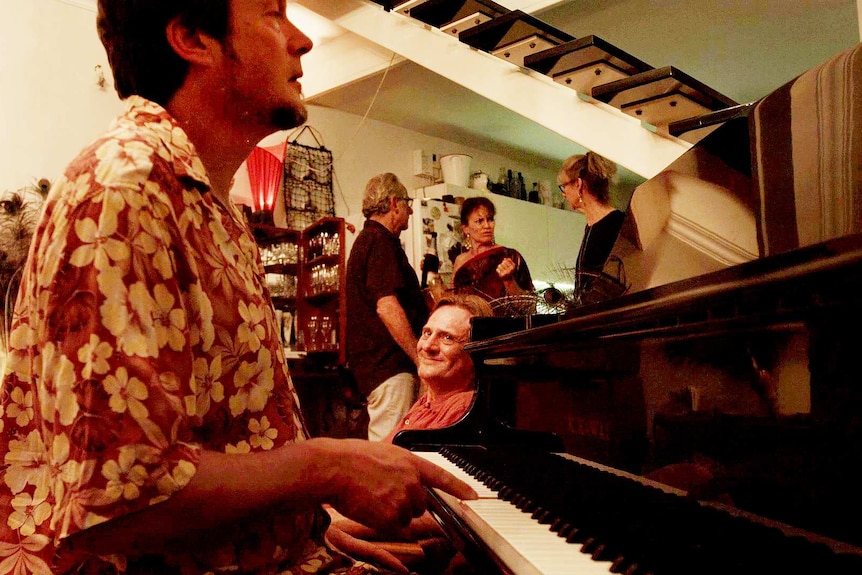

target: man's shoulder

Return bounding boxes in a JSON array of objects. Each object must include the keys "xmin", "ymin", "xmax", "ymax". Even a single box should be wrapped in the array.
[
  {"xmin": 75, "ymin": 112, "xmax": 162, "ymax": 170},
  {"xmin": 65, "ymin": 112, "xmax": 207, "ymax": 200},
  {"xmin": 350, "ymin": 222, "xmax": 397, "ymax": 254},
  {"xmin": 359, "ymin": 220, "xmax": 392, "ymax": 237}
]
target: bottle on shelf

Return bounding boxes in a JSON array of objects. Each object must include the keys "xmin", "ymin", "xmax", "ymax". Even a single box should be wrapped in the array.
[
  {"xmin": 517, "ymin": 172, "xmax": 526, "ymax": 201},
  {"xmin": 421, "ymin": 232, "xmax": 440, "ymax": 289},
  {"xmin": 496, "ymin": 167, "xmax": 508, "ymax": 196},
  {"xmin": 529, "ymin": 181, "xmax": 541, "ymax": 204},
  {"xmin": 506, "ymin": 169, "xmax": 514, "ymax": 199}
]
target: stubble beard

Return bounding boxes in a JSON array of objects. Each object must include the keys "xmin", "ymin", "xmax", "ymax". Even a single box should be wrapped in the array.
[
  {"xmin": 271, "ymin": 101, "xmax": 308, "ymax": 130},
  {"xmin": 222, "ymin": 39, "xmax": 308, "ymax": 131}
]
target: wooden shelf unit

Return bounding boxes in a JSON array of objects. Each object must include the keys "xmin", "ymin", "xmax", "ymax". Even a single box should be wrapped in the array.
[{"xmin": 251, "ymin": 217, "xmax": 347, "ymax": 365}]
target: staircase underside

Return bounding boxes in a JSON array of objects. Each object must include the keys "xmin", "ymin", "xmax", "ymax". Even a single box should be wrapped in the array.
[{"xmin": 297, "ymin": 0, "xmax": 697, "ymax": 180}]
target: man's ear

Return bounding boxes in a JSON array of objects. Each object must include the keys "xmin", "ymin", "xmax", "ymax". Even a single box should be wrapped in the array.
[{"xmin": 165, "ymin": 17, "xmax": 220, "ymax": 67}]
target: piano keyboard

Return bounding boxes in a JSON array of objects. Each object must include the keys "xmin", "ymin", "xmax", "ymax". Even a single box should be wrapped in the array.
[
  {"xmin": 419, "ymin": 451, "xmax": 613, "ymax": 575},
  {"xmin": 418, "ymin": 447, "xmax": 862, "ymax": 575}
]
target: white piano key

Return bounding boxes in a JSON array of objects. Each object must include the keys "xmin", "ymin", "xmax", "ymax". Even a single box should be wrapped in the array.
[
  {"xmin": 418, "ymin": 451, "xmax": 614, "ymax": 575},
  {"xmin": 418, "ymin": 451, "xmax": 498, "ymax": 498}
]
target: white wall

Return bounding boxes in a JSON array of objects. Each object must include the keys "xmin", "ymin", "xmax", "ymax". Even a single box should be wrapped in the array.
[{"xmin": 0, "ymin": 0, "xmax": 123, "ymax": 190}]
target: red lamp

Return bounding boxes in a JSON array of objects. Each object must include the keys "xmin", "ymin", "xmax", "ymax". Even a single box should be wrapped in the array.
[{"xmin": 246, "ymin": 145, "xmax": 283, "ymax": 224}]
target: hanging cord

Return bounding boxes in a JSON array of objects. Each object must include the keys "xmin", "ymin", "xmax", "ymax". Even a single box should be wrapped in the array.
[
  {"xmin": 332, "ymin": 50, "xmax": 398, "ymax": 165},
  {"xmin": 284, "ymin": 51, "xmax": 399, "ymax": 217}
]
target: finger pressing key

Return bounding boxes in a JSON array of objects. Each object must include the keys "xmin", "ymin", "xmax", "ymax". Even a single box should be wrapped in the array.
[{"xmin": 413, "ymin": 455, "xmax": 478, "ymax": 501}]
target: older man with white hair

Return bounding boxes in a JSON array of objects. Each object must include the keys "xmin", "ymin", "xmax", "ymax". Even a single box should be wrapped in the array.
[{"xmin": 346, "ymin": 172, "xmax": 430, "ymax": 441}]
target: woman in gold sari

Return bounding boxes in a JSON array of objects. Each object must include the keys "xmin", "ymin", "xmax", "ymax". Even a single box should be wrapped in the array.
[{"xmin": 451, "ymin": 196, "xmax": 534, "ymax": 301}]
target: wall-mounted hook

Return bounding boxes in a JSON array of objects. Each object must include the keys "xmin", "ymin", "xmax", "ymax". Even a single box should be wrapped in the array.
[{"xmin": 94, "ymin": 65, "xmax": 107, "ymax": 90}]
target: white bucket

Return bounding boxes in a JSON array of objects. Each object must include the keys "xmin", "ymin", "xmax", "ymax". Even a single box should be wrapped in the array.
[{"xmin": 440, "ymin": 154, "xmax": 472, "ymax": 188}]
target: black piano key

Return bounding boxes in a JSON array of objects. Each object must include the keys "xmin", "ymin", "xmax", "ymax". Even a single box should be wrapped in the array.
[
  {"xmin": 535, "ymin": 509, "xmax": 554, "ymax": 524},
  {"xmin": 438, "ymin": 446, "xmax": 857, "ymax": 574},
  {"xmin": 609, "ymin": 554, "xmax": 629, "ymax": 574},
  {"xmin": 548, "ymin": 515, "xmax": 565, "ymax": 530},
  {"xmin": 565, "ymin": 526, "xmax": 589, "ymax": 544},
  {"xmin": 556, "ymin": 522, "xmax": 574, "ymax": 537}
]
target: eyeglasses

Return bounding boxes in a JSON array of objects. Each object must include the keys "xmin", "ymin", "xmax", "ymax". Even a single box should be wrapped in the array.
[
  {"xmin": 420, "ymin": 327, "xmax": 467, "ymax": 346},
  {"xmin": 399, "ymin": 197, "xmax": 414, "ymax": 208},
  {"xmin": 558, "ymin": 182, "xmax": 573, "ymax": 193}
]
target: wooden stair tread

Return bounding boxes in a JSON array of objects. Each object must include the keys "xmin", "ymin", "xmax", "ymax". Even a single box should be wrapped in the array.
[
  {"xmin": 524, "ymin": 35, "xmax": 653, "ymax": 94},
  {"xmin": 592, "ymin": 66, "xmax": 738, "ymax": 127},
  {"xmin": 458, "ymin": 10, "xmax": 574, "ymax": 67}
]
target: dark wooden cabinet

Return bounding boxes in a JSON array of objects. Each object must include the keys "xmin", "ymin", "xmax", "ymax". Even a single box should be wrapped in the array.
[
  {"xmin": 251, "ymin": 217, "xmax": 346, "ymax": 365},
  {"xmin": 297, "ymin": 217, "xmax": 347, "ymax": 365},
  {"xmin": 251, "ymin": 223, "xmax": 300, "ymax": 348},
  {"xmin": 252, "ymin": 218, "xmax": 357, "ymax": 439}
]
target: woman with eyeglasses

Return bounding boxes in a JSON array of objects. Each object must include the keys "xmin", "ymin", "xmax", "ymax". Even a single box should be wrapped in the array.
[
  {"xmin": 450, "ymin": 195, "xmax": 534, "ymax": 302},
  {"xmin": 557, "ymin": 151, "xmax": 625, "ymax": 292}
]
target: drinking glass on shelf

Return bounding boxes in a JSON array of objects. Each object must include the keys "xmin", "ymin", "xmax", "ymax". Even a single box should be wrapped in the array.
[
  {"xmin": 265, "ymin": 273, "xmax": 284, "ymax": 297},
  {"xmin": 285, "ymin": 242, "xmax": 298, "ymax": 263},
  {"xmin": 260, "ymin": 245, "xmax": 274, "ymax": 266},
  {"xmin": 307, "ymin": 315, "xmax": 319, "ymax": 351},
  {"xmin": 311, "ymin": 264, "xmax": 321, "ymax": 295},
  {"xmin": 320, "ymin": 316, "xmax": 332, "ymax": 350},
  {"xmin": 283, "ymin": 275, "xmax": 297, "ymax": 298}
]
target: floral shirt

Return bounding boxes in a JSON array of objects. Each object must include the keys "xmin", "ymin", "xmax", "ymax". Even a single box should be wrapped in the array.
[{"xmin": 0, "ymin": 98, "xmax": 375, "ymax": 575}]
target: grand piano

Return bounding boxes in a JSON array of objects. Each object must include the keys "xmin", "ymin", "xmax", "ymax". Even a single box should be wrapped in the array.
[{"xmin": 393, "ymin": 43, "xmax": 862, "ymax": 573}]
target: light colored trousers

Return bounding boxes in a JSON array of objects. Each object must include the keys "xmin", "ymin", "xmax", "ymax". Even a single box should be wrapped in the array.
[{"xmin": 366, "ymin": 372, "xmax": 418, "ymax": 441}]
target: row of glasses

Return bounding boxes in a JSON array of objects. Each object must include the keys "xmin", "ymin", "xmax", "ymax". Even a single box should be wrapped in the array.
[
  {"xmin": 308, "ymin": 263, "xmax": 339, "ymax": 295},
  {"xmin": 307, "ymin": 231, "xmax": 340, "ymax": 261},
  {"xmin": 306, "ymin": 314, "xmax": 337, "ymax": 352},
  {"xmin": 260, "ymin": 240, "xmax": 299, "ymax": 266},
  {"xmin": 265, "ymin": 273, "xmax": 297, "ymax": 298}
]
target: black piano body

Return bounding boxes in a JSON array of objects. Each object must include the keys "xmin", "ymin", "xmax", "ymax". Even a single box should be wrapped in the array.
[{"xmin": 393, "ymin": 43, "xmax": 862, "ymax": 572}]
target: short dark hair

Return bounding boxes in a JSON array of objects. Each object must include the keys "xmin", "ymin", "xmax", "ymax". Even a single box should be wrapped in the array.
[
  {"xmin": 97, "ymin": 0, "xmax": 230, "ymax": 105},
  {"xmin": 459, "ymin": 196, "xmax": 496, "ymax": 226}
]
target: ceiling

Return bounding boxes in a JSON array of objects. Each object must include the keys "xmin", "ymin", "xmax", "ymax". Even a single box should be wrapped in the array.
[
  {"xmin": 307, "ymin": 60, "xmax": 586, "ymax": 172},
  {"xmin": 63, "ymin": 0, "xmax": 583, "ymax": 172},
  {"xmin": 301, "ymin": 0, "xmax": 859, "ymax": 185}
]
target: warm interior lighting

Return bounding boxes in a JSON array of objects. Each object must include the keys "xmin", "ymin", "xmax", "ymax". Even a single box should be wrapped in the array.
[{"xmin": 246, "ymin": 146, "xmax": 283, "ymax": 213}]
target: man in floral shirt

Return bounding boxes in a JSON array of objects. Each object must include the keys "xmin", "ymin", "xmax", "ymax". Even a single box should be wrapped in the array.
[{"xmin": 0, "ymin": 2, "xmax": 475, "ymax": 574}]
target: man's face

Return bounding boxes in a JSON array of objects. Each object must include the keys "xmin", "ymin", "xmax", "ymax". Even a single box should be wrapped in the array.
[
  {"xmin": 393, "ymin": 196, "xmax": 413, "ymax": 234},
  {"xmin": 417, "ymin": 305, "xmax": 475, "ymax": 393},
  {"xmin": 220, "ymin": 0, "xmax": 313, "ymax": 131}
]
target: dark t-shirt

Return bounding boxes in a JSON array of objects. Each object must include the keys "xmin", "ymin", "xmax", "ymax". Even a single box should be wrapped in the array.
[
  {"xmin": 346, "ymin": 219, "xmax": 429, "ymax": 396},
  {"xmin": 576, "ymin": 209, "xmax": 625, "ymax": 275}
]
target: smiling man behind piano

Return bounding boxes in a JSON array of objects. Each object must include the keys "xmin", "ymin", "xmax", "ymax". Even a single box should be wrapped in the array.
[
  {"xmin": 385, "ymin": 294, "xmax": 493, "ymax": 443},
  {"xmin": 328, "ymin": 295, "xmax": 492, "ymax": 573}
]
